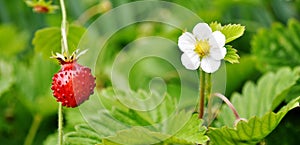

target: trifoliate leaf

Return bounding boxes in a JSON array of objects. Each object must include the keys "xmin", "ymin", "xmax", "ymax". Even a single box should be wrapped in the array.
[
  {"xmin": 251, "ymin": 19, "xmax": 300, "ymax": 72},
  {"xmin": 220, "ymin": 24, "xmax": 245, "ymax": 43},
  {"xmin": 224, "ymin": 45, "xmax": 240, "ymax": 64},
  {"xmin": 32, "ymin": 25, "xmax": 85, "ymax": 58},
  {"xmin": 218, "ymin": 67, "xmax": 300, "ymax": 127},
  {"xmin": 208, "ymin": 96, "xmax": 300, "ymax": 145}
]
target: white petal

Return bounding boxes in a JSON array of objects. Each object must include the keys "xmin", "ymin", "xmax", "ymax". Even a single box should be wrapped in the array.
[
  {"xmin": 209, "ymin": 46, "xmax": 227, "ymax": 60},
  {"xmin": 209, "ymin": 31, "xmax": 225, "ymax": 48},
  {"xmin": 178, "ymin": 32, "xmax": 196, "ymax": 52},
  {"xmin": 181, "ymin": 53, "xmax": 200, "ymax": 70},
  {"xmin": 192, "ymin": 23, "xmax": 212, "ymax": 40},
  {"xmin": 200, "ymin": 56, "xmax": 221, "ymax": 73}
]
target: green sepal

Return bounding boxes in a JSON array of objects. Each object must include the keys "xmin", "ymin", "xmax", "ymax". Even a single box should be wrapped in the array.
[{"xmin": 224, "ymin": 45, "xmax": 240, "ymax": 64}]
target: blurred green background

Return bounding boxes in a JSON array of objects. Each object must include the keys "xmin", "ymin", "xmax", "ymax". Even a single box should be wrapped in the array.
[{"xmin": 1, "ymin": 0, "xmax": 300, "ymax": 144}]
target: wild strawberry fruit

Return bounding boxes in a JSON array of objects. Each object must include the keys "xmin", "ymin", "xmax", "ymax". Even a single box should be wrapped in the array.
[
  {"xmin": 25, "ymin": 0, "xmax": 58, "ymax": 14},
  {"xmin": 33, "ymin": 5, "xmax": 50, "ymax": 13},
  {"xmin": 51, "ymin": 50, "xmax": 96, "ymax": 107}
]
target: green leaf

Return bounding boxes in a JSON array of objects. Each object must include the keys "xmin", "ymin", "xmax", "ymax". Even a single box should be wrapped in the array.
[
  {"xmin": 165, "ymin": 114, "xmax": 209, "ymax": 145},
  {"xmin": 251, "ymin": 19, "xmax": 300, "ymax": 72},
  {"xmin": 218, "ymin": 67, "xmax": 300, "ymax": 127},
  {"xmin": 99, "ymin": 88, "xmax": 178, "ymax": 126},
  {"xmin": 103, "ymin": 127, "xmax": 169, "ymax": 145},
  {"xmin": 64, "ymin": 124, "xmax": 102, "ymax": 145},
  {"xmin": 32, "ymin": 25, "xmax": 85, "ymax": 58},
  {"xmin": 224, "ymin": 45, "xmax": 240, "ymax": 64},
  {"xmin": 0, "ymin": 60, "xmax": 14, "ymax": 97},
  {"xmin": 208, "ymin": 96, "xmax": 300, "ymax": 145},
  {"xmin": 220, "ymin": 24, "xmax": 245, "ymax": 43}
]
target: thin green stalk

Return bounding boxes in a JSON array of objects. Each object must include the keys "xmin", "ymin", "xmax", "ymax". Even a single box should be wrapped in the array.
[
  {"xmin": 206, "ymin": 73, "xmax": 213, "ymax": 124},
  {"xmin": 205, "ymin": 73, "xmax": 212, "ymax": 99},
  {"xmin": 24, "ymin": 114, "xmax": 42, "ymax": 145},
  {"xmin": 198, "ymin": 69, "xmax": 206, "ymax": 119},
  {"xmin": 58, "ymin": 103, "xmax": 63, "ymax": 145},
  {"xmin": 58, "ymin": 0, "xmax": 68, "ymax": 144},
  {"xmin": 60, "ymin": 0, "xmax": 69, "ymax": 55}
]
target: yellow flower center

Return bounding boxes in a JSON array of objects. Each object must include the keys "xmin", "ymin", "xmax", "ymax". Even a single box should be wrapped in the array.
[{"xmin": 195, "ymin": 40, "xmax": 210, "ymax": 58}]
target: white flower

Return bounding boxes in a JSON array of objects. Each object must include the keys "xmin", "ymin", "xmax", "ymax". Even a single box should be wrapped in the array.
[{"xmin": 178, "ymin": 23, "xmax": 226, "ymax": 73}]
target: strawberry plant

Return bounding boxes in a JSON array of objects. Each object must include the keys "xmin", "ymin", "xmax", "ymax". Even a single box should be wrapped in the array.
[{"xmin": 1, "ymin": 0, "xmax": 300, "ymax": 145}]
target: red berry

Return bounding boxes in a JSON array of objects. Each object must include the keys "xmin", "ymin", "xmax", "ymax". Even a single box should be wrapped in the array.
[
  {"xmin": 51, "ymin": 53, "xmax": 96, "ymax": 108},
  {"xmin": 33, "ymin": 5, "xmax": 49, "ymax": 13}
]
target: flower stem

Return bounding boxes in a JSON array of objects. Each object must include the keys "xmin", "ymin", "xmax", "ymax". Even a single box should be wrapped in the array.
[
  {"xmin": 24, "ymin": 114, "xmax": 42, "ymax": 145},
  {"xmin": 205, "ymin": 73, "xmax": 212, "ymax": 100},
  {"xmin": 212, "ymin": 93, "xmax": 240, "ymax": 119},
  {"xmin": 199, "ymin": 69, "xmax": 206, "ymax": 119},
  {"xmin": 58, "ymin": 102, "xmax": 63, "ymax": 145},
  {"xmin": 59, "ymin": 0, "xmax": 69, "ymax": 55},
  {"xmin": 206, "ymin": 73, "xmax": 213, "ymax": 124}
]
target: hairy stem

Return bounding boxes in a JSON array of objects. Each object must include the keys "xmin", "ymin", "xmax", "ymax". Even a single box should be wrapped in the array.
[
  {"xmin": 199, "ymin": 69, "xmax": 206, "ymax": 119},
  {"xmin": 24, "ymin": 114, "xmax": 42, "ymax": 145},
  {"xmin": 58, "ymin": 103, "xmax": 63, "ymax": 145},
  {"xmin": 212, "ymin": 93, "xmax": 240, "ymax": 119},
  {"xmin": 206, "ymin": 73, "xmax": 213, "ymax": 124},
  {"xmin": 60, "ymin": 0, "xmax": 69, "ymax": 54}
]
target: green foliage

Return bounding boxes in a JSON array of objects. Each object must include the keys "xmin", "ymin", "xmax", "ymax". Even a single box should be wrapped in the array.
[
  {"xmin": 165, "ymin": 114, "xmax": 209, "ymax": 144},
  {"xmin": 64, "ymin": 124, "xmax": 102, "ymax": 145},
  {"xmin": 225, "ymin": 56, "xmax": 258, "ymax": 96},
  {"xmin": 224, "ymin": 45, "xmax": 240, "ymax": 64},
  {"xmin": 65, "ymin": 114, "xmax": 208, "ymax": 145},
  {"xmin": 0, "ymin": 60, "xmax": 14, "ymax": 97},
  {"xmin": 1, "ymin": 0, "xmax": 300, "ymax": 144},
  {"xmin": 252, "ymin": 19, "xmax": 300, "ymax": 72},
  {"xmin": 99, "ymin": 88, "xmax": 178, "ymax": 126},
  {"xmin": 208, "ymin": 97, "xmax": 300, "ymax": 145},
  {"xmin": 32, "ymin": 25, "xmax": 85, "ymax": 58},
  {"xmin": 15, "ymin": 54, "xmax": 58, "ymax": 116},
  {"xmin": 0, "ymin": 25, "xmax": 28, "ymax": 59},
  {"xmin": 64, "ymin": 88, "xmax": 208, "ymax": 145},
  {"xmin": 218, "ymin": 67, "xmax": 300, "ymax": 127}
]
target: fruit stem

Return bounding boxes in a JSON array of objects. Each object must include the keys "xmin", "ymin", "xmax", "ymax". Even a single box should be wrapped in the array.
[
  {"xmin": 24, "ymin": 114, "xmax": 42, "ymax": 145},
  {"xmin": 198, "ymin": 69, "xmax": 206, "ymax": 119},
  {"xmin": 58, "ymin": 102, "xmax": 64, "ymax": 145},
  {"xmin": 59, "ymin": 0, "xmax": 69, "ymax": 55},
  {"xmin": 212, "ymin": 93, "xmax": 240, "ymax": 119}
]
